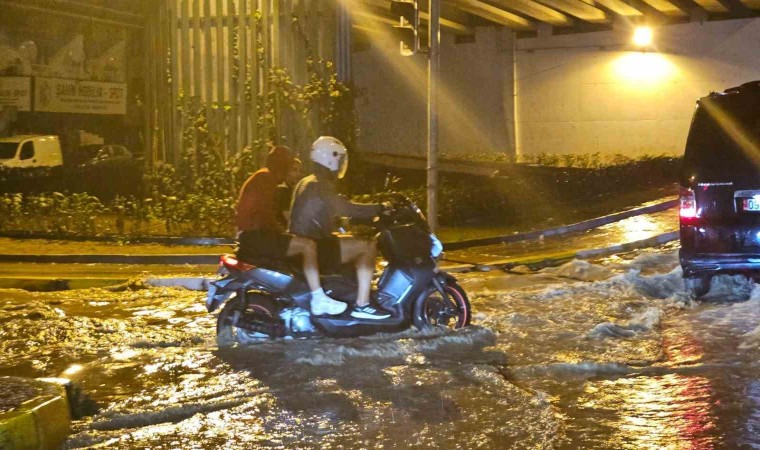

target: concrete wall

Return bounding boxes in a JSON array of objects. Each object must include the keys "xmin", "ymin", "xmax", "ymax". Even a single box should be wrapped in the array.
[
  {"xmin": 352, "ymin": 26, "xmax": 515, "ymax": 158},
  {"xmin": 516, "ymin": 18, "xmax": 760, "ymax": 158}
]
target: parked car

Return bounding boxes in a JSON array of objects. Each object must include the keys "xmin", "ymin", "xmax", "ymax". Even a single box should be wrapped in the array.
[
  {"xmin": 0, "ymin": 135, "xmax": 63, "ymax": 169},
  {"xmin": 78, "ymin": 144, "xmax": 133, "ymax": 168},
  {"xmin": 679, "ymin": 80, "xmax": 760, "ymax": 297}
]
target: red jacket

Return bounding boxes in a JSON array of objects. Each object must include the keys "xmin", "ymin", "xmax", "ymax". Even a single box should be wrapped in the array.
[{"xmin": 235, "ymin": 146, "xmax": 292, "ymax": 232}]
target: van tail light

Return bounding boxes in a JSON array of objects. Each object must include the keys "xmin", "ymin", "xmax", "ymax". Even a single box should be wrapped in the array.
[{"xmin": 680, "ymin": 188, "xmax": 697, "ymax": 220}]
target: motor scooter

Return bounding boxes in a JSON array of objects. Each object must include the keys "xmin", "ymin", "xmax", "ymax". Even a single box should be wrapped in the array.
[{"xmin": 205, "ymin": 194, "xmax": 471, "ymax": 344}]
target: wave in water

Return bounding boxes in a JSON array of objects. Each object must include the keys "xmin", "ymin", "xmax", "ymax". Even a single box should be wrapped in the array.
[{"xmin": 293, "ymin": 326, "xmax": 497, "ymax": 366}]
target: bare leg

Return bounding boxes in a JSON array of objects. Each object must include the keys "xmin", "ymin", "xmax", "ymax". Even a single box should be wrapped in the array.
[
  {"xmin": 286, "ymin": 236, "xmax": 321, "ymax": 292},
  {"xmin": 287, "ymin": 235, "xmax": 346, "ymax": 315},
  {"xmin": 338, "ymin": 237, "xmax": 376, "ymax": 307}
]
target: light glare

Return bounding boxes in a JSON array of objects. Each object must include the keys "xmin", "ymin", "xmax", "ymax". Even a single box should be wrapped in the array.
[
  {"xmin": 63, "ymin": 364, "xmax": 84, "ymax": 376},
  {"xmin": 633, "ymin": 27, "xmax": 653, "ymax": 47},
  {"xmin": 613, "ymin": 53, "xmax": 676, "ymax": 83}
]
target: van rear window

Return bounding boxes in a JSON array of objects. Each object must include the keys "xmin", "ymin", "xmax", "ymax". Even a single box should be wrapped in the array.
[
  {"xmin": 0, "ymin": 143, "xmax": 18, "ymax": 159},
  {"xmin": 682, "ymin": 95, "xmax": 760, "ymax": 184}
]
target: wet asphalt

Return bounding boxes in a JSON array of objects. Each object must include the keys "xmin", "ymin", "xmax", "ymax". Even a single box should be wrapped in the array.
[{"xmin": 5, "ymin": 207, "xmax": 760, "ymax": 448}]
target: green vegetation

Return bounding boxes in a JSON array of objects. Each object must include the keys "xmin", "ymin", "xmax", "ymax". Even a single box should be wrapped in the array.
[
  {"xmin": 440, "ymin": 151, "xmax": 673, "ymax": 169},
  {"xmin": 0, "ymin": 154, "xmax": 680, "ymax": 239},
  {"xmin": 350, "ymin": 154, "xmax": 679, "ymax": 230}
]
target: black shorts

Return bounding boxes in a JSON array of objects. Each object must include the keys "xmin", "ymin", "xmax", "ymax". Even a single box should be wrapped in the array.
[
  {"xmin": 316, "ymin": 235, "xmax": 343, "ymax": 274},
  {"xmin": 237, "ymin": 229, "xmax": 292, "ymax": 263}
]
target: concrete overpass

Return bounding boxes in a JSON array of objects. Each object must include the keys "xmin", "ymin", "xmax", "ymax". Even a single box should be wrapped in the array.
[
  {"xmin": 350, "ymin": 0, "xmax": 760, "ymax": 159},
  {"xmin": 353, "ymin": 0, "xmax": 758, "ymax": 34}
]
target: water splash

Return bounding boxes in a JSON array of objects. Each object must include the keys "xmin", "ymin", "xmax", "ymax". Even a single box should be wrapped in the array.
[{"xmin": 588, "ymin": 307, "xmax": 661, "ymax": 339}]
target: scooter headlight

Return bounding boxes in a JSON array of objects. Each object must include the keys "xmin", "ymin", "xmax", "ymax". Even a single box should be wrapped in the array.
[{"xmin": 431, "ymin": 235, "xmax": 443, "ymax": 258}]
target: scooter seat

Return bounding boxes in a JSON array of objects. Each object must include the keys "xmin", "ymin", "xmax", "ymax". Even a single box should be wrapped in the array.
[
  {"xmin": 235, "ymin": 253, "xmax": 292, "ymax": 273},
  {"xmin": 236, "ymin": 253, "xmax": 353, "ymax": 279}
]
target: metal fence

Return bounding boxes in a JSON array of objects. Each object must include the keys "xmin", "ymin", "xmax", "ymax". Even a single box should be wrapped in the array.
[{"xmin": 145, "ymin": 0, "xmax": 343, "ymax": 165}]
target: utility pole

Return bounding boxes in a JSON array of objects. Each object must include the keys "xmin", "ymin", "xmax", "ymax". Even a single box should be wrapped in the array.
[
  {"xmin": 427, "ymin": 0, "xmax": 440, "ymax": 231},
  {"xmin": 390, "ymin": 0, "xmax": 439, "ymax": 230}
]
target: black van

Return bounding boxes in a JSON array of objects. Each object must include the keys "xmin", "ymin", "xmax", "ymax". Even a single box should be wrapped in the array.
[{"xmin": 680, "ymin": 81, "xmax": 760, "ymax": 297}]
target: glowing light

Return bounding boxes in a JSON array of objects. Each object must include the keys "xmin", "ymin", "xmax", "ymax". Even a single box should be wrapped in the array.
[
  {"xmin": 619, "ymin": 215, "xmax": 660, "ymax": 242},
  {"xmin": 613, "ymin": 53, "xmax": 676, "ymax": 83},
  {"xmin": 63, "ymin": 364, "xmax": 84, "ymax": 376},
  {"xmin": 680, "ymin": 189, "xmax": 697, "ymax": 219},
  {"xmin": 144, "ymin": 363, "xmax": 162, "ymax": 374},
  {"xmin": 110, "ymin": 348, "xmax": 139, "ymax": 360},
  {"xmin": 633, "ymin": 26, "xmax": 653, "ymax": 47}
]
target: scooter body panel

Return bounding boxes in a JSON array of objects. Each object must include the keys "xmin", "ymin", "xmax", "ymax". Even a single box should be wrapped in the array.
[{"xmin": 309, "ymin": 262, "xmax": 436, "ymax": 337}]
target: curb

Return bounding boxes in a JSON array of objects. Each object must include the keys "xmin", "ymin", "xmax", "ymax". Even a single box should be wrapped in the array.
[
  {"xmin": 0, "ymin": 276, "xmax": 215, "ymax": 292},
  {"xmin": 0, "ymin": 233, "xmax": 680, "ymax": 291},
  {"xmin": 361, "ymin": 151, "xmax": 590, "ymax": 177},
  {"xmin": 0, "ymin": 254, "xmax": 219, "ymax": 265},
  {"xmin": 443, "ymin": 231, "xmax": 680, "ymax": 273},
  {"xmin": 0, "ymin": 199, "xmax": 677, "ymax": 265},
  {"xmin": 443, "ymin": 198, "xmax": 678, "ymax": 251},
  {"xmin": 0, "ymin": 232, "xmax": 234, "ymax": 246},
  {"xmin": 0, "ymin": 198, "xmax": 677, "ymax": 251},
  {"xmin": 145, "ymin": 277, "xmax": 215, "ymax": 290},
  {"xmin": 0, "ymin": 277, "xmax": 131, "ymax": 291},
  {"xmin": 0, "ymin": 377, "xmax": 72, "ymax": 450}
]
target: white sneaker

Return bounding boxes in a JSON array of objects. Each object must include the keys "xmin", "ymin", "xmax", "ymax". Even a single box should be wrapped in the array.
[{"xmin": 311, "ymin": 293, "xmax": 347, "ymax": 316}]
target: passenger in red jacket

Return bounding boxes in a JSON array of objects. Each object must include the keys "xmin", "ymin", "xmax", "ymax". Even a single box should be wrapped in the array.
[{"xmin": 235, "ymin": 145, "xmax": 346, "ymax": 316}]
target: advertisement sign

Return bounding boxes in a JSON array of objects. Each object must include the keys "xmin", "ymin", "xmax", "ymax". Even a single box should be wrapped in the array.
[
  {"xmin": 0, "ymin": 77, "xmax": 32, "ymax": 111},
  {"xmin": 34, "ymin": 77, "xmax": 126, "ymax": 115}
]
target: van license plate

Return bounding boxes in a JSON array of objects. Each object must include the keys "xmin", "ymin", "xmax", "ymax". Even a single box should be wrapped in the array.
[{"xmin": 742, "ymin": 198, "xmax": 760, "ymax": 212}]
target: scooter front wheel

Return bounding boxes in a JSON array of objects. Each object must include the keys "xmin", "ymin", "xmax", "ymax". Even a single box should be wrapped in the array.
[
  {"xmin": 413, "ymin": 280, "xmax": 471, "ymax": 331},
  {"xmin": 216, "ymin": 294, "xmax": 279, "ymax": 347}
]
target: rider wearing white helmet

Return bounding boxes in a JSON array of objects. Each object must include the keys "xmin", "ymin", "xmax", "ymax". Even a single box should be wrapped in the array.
[
  {"xmin": 289, "ymin": 136, "xmax": 391, "ymax": 320},
  {"xmin": 311, "ymin": 136, "xmax": 349, "ymax": 179}
]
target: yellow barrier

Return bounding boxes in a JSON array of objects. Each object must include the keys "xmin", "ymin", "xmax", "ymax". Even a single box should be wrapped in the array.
[{"xmin": 0, "ymin": 378, "xmax": 71, "ymax": 450}]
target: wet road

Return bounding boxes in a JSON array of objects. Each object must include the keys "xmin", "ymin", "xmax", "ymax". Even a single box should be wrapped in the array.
[
  {"xmin": 445, "ymin": 208, "xmax": 679, "ymax": 265},
  {"xmin": 2, "ymin": 241, "xmax": 760, "ymax": 449}
]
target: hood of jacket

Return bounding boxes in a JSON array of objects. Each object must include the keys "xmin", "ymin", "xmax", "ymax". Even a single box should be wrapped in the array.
[{"xmin": 266, "ymin": 146, "xmax": 293, "ymax": 183}]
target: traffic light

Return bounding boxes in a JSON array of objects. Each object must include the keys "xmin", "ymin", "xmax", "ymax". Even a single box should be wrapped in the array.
[{"xmin": 390, "ymin": 0, "xmax": 418, "ymax": 56}]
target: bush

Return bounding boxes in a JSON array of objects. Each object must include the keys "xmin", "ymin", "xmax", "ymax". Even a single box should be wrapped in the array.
[
  {"xmin": 0, "ymin": 192, "xmax": 107, "ymax": 235},
  {"xmin": 348, "ymin": 154, "xmax": 681, "ymax": 228},
  {"xmin": 0, "ymin": 152, "xmax": 680, "ymax": 237}
]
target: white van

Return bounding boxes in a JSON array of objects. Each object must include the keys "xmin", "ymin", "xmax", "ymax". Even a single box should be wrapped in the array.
[{"xmin": 0, "ymin": 135, "xmax": 64, "ymax": 169}]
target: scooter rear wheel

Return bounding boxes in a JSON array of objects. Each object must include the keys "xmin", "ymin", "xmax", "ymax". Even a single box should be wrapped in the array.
[
  {"xmin": 216, "ymin": 294, "xmax": 279, "ymax": 347},
  {"xmin": 413, "ymin": 281, "xmax": 471, "ymax": 331}
]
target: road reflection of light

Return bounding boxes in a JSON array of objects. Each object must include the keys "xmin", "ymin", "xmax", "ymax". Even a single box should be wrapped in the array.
[
  {"xmin": 110, "ymin": 348, "xmax": 140, "ymax": 361},
  {"xmin": 144, "ymin": 362, "xmax": 162, "ymax": 375},
  {"xmin": 592, "ymin": 374, "xmax": 718, "ymax": 449},
  {"xmin": 663, "ymin": 330, "xmax": 705, "ymax": 366},
  {"xmin": 615, "ymin": 215, "xmax": 662, "ymax": 243},
  {"xmin": 745, "ymin": 381, "xmax": 760, "ymax": 446},
  {"xmin": 62, "ymin": 364, "xmax": 84, "ymax": 376}
]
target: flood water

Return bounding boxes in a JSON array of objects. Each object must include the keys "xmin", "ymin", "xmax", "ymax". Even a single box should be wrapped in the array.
[{"xmin": 1, "ymin": 243, "xmax": 759, "ymax": 449}]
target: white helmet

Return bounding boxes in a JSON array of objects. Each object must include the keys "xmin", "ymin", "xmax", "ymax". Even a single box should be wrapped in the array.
[{"xmin": 311, "ymin": 136, "xmax": 348, "ymax": 179}]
